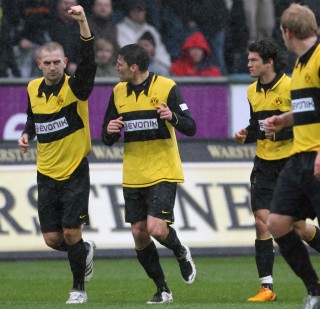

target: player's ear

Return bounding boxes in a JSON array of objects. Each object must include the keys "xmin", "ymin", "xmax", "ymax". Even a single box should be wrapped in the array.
[
  {"xmin": 268, "ymin": 58, "xmax": 274, "ymax": 67},
  {"xmin": 130, "ymin": 64, "xmax": 138, "ymax": 72},
  {"xmin": 63, "ymin": 57, "xmax": 68, "ymax": 68},
  {"xmin": 36, "ymin": 58, "xmax": 42, "ymax": 69}
]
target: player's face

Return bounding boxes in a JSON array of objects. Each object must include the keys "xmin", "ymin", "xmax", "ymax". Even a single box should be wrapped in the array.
[
  {"xmin": 247, "ymin": 52, "xmax": 269, "ymax": 79},
  {"xmin": 115, "ymin": 55, "xmax": 134, "ymax": 82},
  {"xmin": 37, "ymin": 50, "xmax": 67, "ymax": 85}
]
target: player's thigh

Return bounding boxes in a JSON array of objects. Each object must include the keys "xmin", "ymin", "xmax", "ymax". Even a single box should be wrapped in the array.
[
  {"xmin": 124, "ymin": 187, "xmax": 148, "ymax": 224},
  {"xmin": 270, "ymin": 157, "xmax": 313, "ymax": 219},
  {"xmin": 146, "ymin": 182, "xmax": 177, "ymax": 224},
  {"xmin": 61, "ymin": 159, "xmax": 90, "ymax": 228}
]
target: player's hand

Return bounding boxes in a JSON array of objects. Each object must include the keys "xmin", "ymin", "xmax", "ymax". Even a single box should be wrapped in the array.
[
  {"xmin": 68, "ymin": 5, "xmax": 86, "ymax": 22},
  {"xmin": 156, "ymin": 102, "xmax": 172, "ymax": 121},
  {"xmin": 18, "ymin": 133, "xmax": 30, "ymax": 153},
  {"xmin": 107, "ymin": 117, "xmax": 124, "ymax": 134},
  {"xmin": 264, "ymin": 115, "xmax": 278, "ymax": 139},
  {"xmin": 234, "ymin": 128, "xmax": 247, "ymax": 144}
]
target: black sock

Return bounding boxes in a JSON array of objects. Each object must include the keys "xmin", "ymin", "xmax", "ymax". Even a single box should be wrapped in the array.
[
  {"xmin": 136, "ymin": 241, "xmax": 169, "ymax": 292},
  {"xmin": 255, "ymin": 238, "xmax": 274, "ymax": 279},
  {"xmin": 275, "ymin": 230, "xmax": 320, "ymax": 295},
  {"xmin": 67, "ymin": 239, "xmax": 87, "ymax": 291},
  {"xmin": 306, "ymin": 226, "xmax": 320, "ymax": 253},
  {"xmin": 158, "ymin": 226, "xmax": 185, "ymax": 258}
]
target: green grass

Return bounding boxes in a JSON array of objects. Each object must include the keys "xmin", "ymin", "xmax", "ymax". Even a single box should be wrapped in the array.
[{"xmin": 0, "ymin": 255, "xmax": 314, "ymax": 308}]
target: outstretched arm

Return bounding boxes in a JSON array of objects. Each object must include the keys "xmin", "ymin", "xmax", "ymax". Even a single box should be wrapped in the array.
[{"xmin": 68, "ymin": 5, "xmax": 91, "ymax": 38}]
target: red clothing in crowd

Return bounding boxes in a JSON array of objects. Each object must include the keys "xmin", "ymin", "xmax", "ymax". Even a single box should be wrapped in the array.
[{"xmin": 170, "ymin": 31, "xmax": 222, "ymax": 77}]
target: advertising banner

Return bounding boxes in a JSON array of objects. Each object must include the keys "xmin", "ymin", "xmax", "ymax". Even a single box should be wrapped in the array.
[
  {"xmin": 0, "ymin": 84, "xmax": 229, "ymax": 141},
  {"xmin": 0, "ymin": 140, "xmax": 257, "ymax": 252}
]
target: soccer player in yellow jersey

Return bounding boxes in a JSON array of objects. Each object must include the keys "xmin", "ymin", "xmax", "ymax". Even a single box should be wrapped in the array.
[
  {"xmin": 18, "ymin": 5, "xmax": 96, "ymax": 305},
  {"xmin": 264, "ymin": 3, "xmax": 320, "ymax": 308},
  {"xmin": 102, "ymin": 44, "xmax": 197, "ymax": 304},
  {"xmin": 235, "ymin": 37, "xmax": 320, "ymax": 303}
]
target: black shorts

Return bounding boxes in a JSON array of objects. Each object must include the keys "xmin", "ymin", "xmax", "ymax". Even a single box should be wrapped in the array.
[
  {"xmin": 270, "ymin": 152, "xmax": 318, "ymax": 220},
  {"xmin": 37, "ymin": 158, "xmax": 90, "ymax": 233},
  {"xmin": 250, "ymin": 156, "xmax": 287, "ymax": 212},
  {"xmin": 123, "ymin": 182, "xmax": 177, "ymax": 224}
]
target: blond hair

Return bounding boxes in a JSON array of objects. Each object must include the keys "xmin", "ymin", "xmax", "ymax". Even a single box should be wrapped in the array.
[{"xmin": 281, "ymin": 3, "xmax": 318, "ymax": 40}]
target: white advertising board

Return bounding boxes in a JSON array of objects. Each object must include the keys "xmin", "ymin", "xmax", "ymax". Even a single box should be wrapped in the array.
[{"xmin": 0, "ymin": 162, "xmax": 255, "ymax": 252}]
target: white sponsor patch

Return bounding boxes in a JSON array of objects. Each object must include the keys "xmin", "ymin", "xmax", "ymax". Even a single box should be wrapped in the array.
[
  {"xmin": 180, "ymin": 103, "xmax": 188, "ymax": 111},
  {"xmin": 124, "ymin": 118, "xmax": 158, "ymax": 132},
  {"xmin": 258, "ymin": 120, "xmax": 264, "ymax": 131},
  {"xmin": 35, "ymin": 117, "xmax": 69, "ymax": 134},
  {"xmin": 292, "ymin": 97, "xmax": 315, "ymax": 113}
]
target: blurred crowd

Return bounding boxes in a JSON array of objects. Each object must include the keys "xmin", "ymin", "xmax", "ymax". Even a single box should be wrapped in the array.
[{"xmin": 0, "ymin": 0, "xmax": 319, "ymax": 79}]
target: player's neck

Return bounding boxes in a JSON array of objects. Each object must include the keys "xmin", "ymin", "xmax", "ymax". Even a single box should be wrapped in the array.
[
  {"xmin": 259, "ymin": 71, "xmax": 277, "ymax": 85},
  {"xmin": 294, "ymin": 36, "xmax": 318, "ymax": 57},
  {"xmin": 132, "ymin": 71, "xmax": 149, "ymax": 85}
]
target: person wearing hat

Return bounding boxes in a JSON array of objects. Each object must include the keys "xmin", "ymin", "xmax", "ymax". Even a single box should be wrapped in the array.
[
  {"xmin": 138, "ymin": 31, "xmax": 170, "ymax": 76},
  {"xmin": 116, "ymin": 0, "xmax": 171, "ymax": 69}
]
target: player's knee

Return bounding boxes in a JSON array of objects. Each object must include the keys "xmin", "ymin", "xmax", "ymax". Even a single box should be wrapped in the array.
[
  {"xmin": 255, "ymin": 216, "xmax": 268, "ymax": 232},
  {"xmin": 44, "ymin": 236, "xmax": 61, "ymax": 249},
  {"xmin": 63, "ymin": 227, "xmax": 82, "ymax": 244},
  {"xmin": 148, "ymin": 226, "xmax": 166, "ymax": 242},
  {"xmin": 266, "ymin": 216, "xmax": 277, "ymax": 235}
]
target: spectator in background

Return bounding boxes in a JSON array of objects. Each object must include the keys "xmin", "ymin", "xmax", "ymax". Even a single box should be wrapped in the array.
[
  {"xmin": 273, "ymin": 0, "xmax": 320, "ymax": 73},
  {"xmin": 176, "ymin": 0, "xmax": 229, "ymax": 74},
  {"xmin": 95, "ymin": 37, "xmax": 118, "ymax": 77},
  {"xmin": 158, "ymin": 2, "xmax": 189, "ymax": 62},
  {"xmin": 170, "ymin": 31, "xmax": 221, "ymax": 77},
  {"xmin": 87, "ymin": 0, "xmax": 117, "ymax": 46},
  {"xmin": 242, "ymin": 0, "xmax": 275, "ymax": 45},
  {"xmin": 49, "ymin": 0, "xmax": 81, "ymax": 76},
  {"xmin": 138, "ymin": 31, "xmax": 170, "ymax": 77},
  {"xmin": 0, "ymin": 0, "xmax": 21, "ymax": 77},
  {"xmin": 112, "ymin": 0, "xmax": 186, "ymax": 61},
  {"xmin": 13, "ymin": 0, "xmax": 53, "ymax": 77},
  {"xmin": 224, "ymin": 0, "xmax": 249, "ymax": 74},
  {"xmin": 77, "ymin": 0, "xmax": 94, "ymax": 16},
  {"xmin": 304, "ymin": 0, "xmax": 320, "ymax": 33},
  {"xmin": 273, "ymin": 0, "xmax": 297, "ymax": 73},
  {"xmin": 116, "ymin": 0, "xmax": 171, "ymax": 70}
]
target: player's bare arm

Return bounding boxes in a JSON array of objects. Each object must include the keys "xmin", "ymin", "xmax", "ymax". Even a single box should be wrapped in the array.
[{"xmin": 68, "ymin": 5, "xmax": 91, "ymax": 38}]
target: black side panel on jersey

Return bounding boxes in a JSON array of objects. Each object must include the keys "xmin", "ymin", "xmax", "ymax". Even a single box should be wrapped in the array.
[
  {"xmin": 121, "ymin": 110, "xmax": 171, "ymax": 143},
  {"xmin": 33, "ymin": 101, "xmax": 84, "ymax": 143},
  {"xmin": 254, "ymin": 109, "xmax": 289, "ymax": 140},
  {"xmin": 291, "ymin": 87, "xmax": 320, "ymax": 126}
]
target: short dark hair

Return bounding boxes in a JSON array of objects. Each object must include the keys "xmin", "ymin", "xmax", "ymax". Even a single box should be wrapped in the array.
[
  {"xmin": 139, "ymin": 31, "xmax": 156, "ymax": 47},
  {"xmin": 248, "ymin": 38, "xmax": 287, "ymax": 73},
  {"xmin": 39, "ymin": 41, "xmax": 65, "ymax": 58},
  {"xmin": 119, "ymin": 44, "xmax": 150, "ymax": 71}
]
